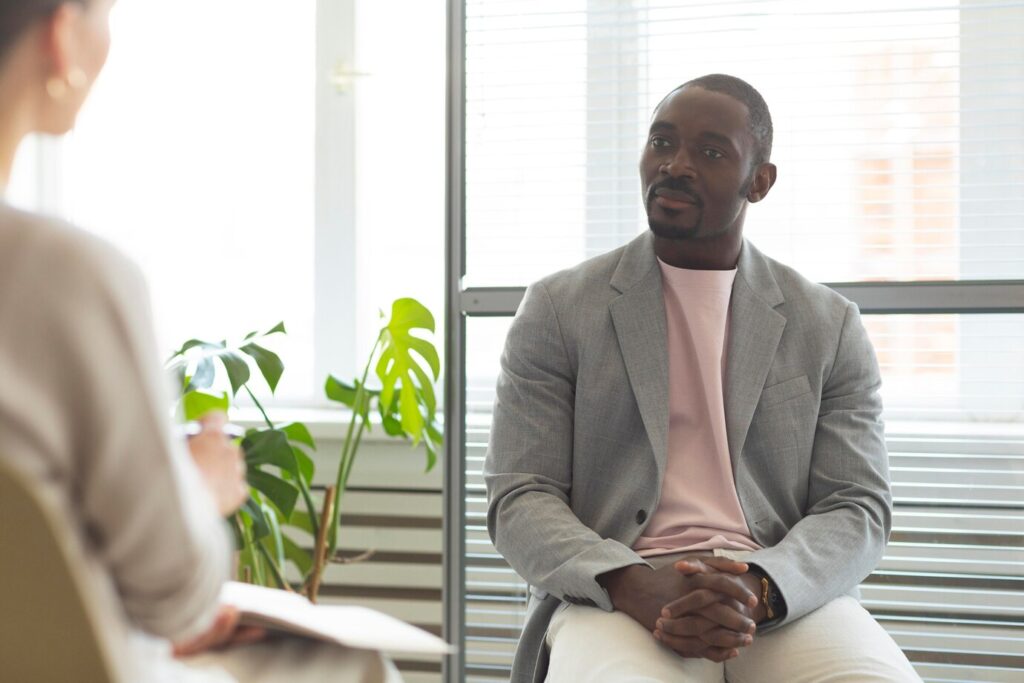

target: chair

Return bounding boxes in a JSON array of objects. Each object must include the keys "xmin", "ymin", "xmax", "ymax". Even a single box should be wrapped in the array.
[{"xmin": 0, "ymin": 459, "xmax": 124, "ymax": 682}]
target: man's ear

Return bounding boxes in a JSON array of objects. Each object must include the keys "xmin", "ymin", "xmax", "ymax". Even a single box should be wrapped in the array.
[{"xmin": 746, "ymin": 162, "xmax": 777, "ymax": 203}]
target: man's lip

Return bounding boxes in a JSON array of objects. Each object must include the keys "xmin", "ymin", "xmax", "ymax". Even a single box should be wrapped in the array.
[{"xmin": 653, "ymin": 187, "xmax": 700, "ymax": 205}]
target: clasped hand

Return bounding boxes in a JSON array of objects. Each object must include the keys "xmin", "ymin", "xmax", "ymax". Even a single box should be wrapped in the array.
[
  {"xmin": 654, "ymin": 556, "xmax": 761, "ymax": 662},
  {"xmin": 602, "ymin": 556, "xmax": 763, "ymax": 663}
]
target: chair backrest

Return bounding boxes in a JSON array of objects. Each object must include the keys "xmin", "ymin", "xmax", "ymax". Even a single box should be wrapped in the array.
[{"xmin": 0, "ymin": 459, "xmax": 122, "ymax": 683}]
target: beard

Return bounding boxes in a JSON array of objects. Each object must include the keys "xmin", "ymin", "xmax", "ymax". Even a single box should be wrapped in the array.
[
  {"xmin": 647, "ymin": 215, "xmax": 702, "ymax": 240},
  {"xmin": 645, "ymin": 165, "xmax": 755, "ymax": 241}
]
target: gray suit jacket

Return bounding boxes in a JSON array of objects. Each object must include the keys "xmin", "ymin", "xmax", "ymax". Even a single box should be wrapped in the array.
[{"xmin": 484, "ymin": 232, "xmax": 892, "ymax": 682}]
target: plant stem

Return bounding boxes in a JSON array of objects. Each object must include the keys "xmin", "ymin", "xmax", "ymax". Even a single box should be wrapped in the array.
[
  {"xmin": 241, "ymin": 518, "xmax": 266, "ymax": 586},
  {"xmin": 256, "ymin": 540, "xmax": 293, "ymax": 592},
  {"xmin": 307, "ymin": 485, "xmax": 336, "ymax": 603},
  {"xmin": 245, "ymin": 382, "xmax": 320, "ymax": 543},
  {"xmin": 245, "ymin": 385, "xmax": 274, "ymax": 429},
  {"xmin": 327, "ymin": 336, "xmax": 381, "ymax": 555}
]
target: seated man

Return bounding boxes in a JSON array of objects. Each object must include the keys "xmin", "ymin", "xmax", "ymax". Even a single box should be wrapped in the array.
[{"xmin": 485, "ymin": 74, "xmax": 922, "ymax": 682}]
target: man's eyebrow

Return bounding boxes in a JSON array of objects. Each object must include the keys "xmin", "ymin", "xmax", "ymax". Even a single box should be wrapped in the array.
[
  {"xmin": 698, "ymin": 131, "xmax": 740, "ymax": 150},
  {"xmin": 648, "ymin": 121, "xmax": 675, "ymax": 134}
]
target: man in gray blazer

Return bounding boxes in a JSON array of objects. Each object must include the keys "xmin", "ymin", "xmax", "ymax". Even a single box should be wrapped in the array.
[{"xmin": 484, "ymin": 75, "xmax": 922, "ymax": 682}]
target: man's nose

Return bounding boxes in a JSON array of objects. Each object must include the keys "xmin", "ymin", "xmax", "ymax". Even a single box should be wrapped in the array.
[{"xmin": 661, "ymin": 149, "xmax": 697, "ymax": 178}]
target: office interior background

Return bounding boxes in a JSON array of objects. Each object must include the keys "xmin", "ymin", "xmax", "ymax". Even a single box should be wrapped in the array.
[{"xmin": 7, "ymin": 1, "xmax": 1023, "ymax": 681}]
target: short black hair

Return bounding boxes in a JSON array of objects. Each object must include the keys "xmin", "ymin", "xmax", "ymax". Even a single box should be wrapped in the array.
[{"xmin": 661, "ymin": 74, "xmax": 773, "ymax": 165}]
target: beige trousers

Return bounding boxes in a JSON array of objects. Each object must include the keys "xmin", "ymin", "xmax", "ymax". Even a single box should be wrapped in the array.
[{"xmin": 546, "ymin": 595, "xmax": 921, "ymax": 683}]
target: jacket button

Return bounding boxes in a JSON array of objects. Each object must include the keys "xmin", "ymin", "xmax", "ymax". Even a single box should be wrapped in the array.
[{"xmin": 636, "ymin": 509, "xmax": 647, "ymax": 525}]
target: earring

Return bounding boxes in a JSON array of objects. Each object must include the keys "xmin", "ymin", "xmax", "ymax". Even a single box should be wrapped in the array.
[
  {"xmin": 45, "ymin": 67, "xmax": 87, "ymax": 100},
  {"xmin": 46, "ymin": 77, "xmax": 67, "ymax": 99}
]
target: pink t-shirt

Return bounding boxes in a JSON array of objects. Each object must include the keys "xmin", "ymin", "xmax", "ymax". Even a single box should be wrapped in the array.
[{"xmin": 633, "ymin": 259, "xmax": 760, "ymax": 557}]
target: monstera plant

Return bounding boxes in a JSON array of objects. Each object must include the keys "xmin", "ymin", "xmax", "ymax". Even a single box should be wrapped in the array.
[{"xmin": 167, "ymin": 298, "xmax": 442, "ymax": 601}]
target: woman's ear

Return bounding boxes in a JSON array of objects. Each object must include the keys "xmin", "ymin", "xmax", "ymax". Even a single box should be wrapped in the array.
[{"xmin": 41, "ymin": 3, "xmax": 84, "ymax": 86}]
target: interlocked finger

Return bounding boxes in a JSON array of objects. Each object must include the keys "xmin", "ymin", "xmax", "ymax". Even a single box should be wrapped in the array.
[
  {"xmin": 699, "ymin": 602, "xmax": 756, "ymax": 633},
  {"xmin": 698, "ymin": 626, "xmax": 754, "ymax": 649},
  {"xmin": 661, "ymin": 588, "xmax": 726, "ymax": 618},
  {"xmin": 656, "ymin": 614, "xmax": 718, "ymax": 637}
]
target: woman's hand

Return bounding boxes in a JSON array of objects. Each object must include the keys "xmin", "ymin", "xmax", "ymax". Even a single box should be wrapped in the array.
[
  {"xmin": 172, "ymin": 604, "xmax": 266, "ymax": 657},
  {"xmin": 187, "ymin": 412, "xmax": 248, "ymax": 516}
]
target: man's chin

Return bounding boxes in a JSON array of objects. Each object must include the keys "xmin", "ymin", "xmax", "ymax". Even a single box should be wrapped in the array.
[{"xmin": 648, "ymin": 220, "xmax": 700, "ymax": 240}]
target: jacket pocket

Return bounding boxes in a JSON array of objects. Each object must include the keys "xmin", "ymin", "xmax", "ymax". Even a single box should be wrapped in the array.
[{"xmin": 759, "ymin": 374, "xmax": 812, "ymax": 409}]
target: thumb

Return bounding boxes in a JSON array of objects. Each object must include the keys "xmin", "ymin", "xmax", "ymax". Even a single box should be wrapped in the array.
[
  {"xmin": 701, "ymin": 556, "xmax": 749, "ymax": 575},
  {"xmin": 673, "ymin": 558, "xmax": 711, "ymax": 575}
]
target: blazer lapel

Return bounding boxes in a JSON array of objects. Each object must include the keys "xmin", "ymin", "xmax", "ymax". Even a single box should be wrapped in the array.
[
  {"xmin": 609, "ymin": 233, "xmax": 669, "ymax": 472},
  {"xmin": 725, "ymin": 241, "xmax": 787, "ymax": 464}
]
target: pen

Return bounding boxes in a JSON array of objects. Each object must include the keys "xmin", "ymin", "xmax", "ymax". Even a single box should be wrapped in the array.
[{"xmin": 177, "ymin": 421, "xmax": 246, "ymax": 439}]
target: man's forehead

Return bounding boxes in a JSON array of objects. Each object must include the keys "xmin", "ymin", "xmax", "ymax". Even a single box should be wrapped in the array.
[
  {"xmin": 650, "ymin": 86, "xmax": 750, "ymax": 130},
  {"xmin": 649, "ymin": 86, "xmax": 754, "ymax": 148}
]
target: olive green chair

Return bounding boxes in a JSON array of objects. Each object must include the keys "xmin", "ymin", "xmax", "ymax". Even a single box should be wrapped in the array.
[{"xmin": 0, "ymin": 459, "xmax": 125, "ymax": 682}]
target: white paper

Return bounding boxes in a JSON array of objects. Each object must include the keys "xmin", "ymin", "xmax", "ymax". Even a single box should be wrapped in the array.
[{"xmin": 219, "ymin": 581, "xmax": 454, "ymax": 656}]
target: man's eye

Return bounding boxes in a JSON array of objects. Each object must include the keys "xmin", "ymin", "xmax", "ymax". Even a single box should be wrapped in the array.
[
  {"xmin": 702, "ymin": 148, "xmax": 724, "ymax": 160},
  {"xmin": 650, "ymin": 136, "xmax": 671, "ymax": 148}
]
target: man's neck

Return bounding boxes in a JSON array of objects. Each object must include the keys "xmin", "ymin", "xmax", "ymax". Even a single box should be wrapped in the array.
[{"xmin": 653, "ymin": 231, "xmax": 742, "ymax": 270}]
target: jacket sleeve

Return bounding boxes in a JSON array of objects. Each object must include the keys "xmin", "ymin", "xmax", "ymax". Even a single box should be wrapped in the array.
[
  {"xmin": 48, "ymin": 233, "xmax": 231, "ymax": 642},
  {"xmin": 484, "ymin": 282, "xmax": 648, "ymax": 610},
  {"xmin": 746, "ymin": 301, "xmax": 892, "ymax": 627}
]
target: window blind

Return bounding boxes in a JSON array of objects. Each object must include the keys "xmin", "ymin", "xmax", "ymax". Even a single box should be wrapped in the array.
[
  {"xmin": 463, "ymin": 0, "xmax": 1024, "ymax": 287},
  {"xmin": 463, "ymin": 316, "xmax": 1024, "ymax": 682}
]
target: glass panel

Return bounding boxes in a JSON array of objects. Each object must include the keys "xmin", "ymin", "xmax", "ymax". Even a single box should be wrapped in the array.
[
  {"xmin": 464, "ymin": 312, "xmax": 1024, "ymax": 680},
  {"xmin": 353, "ymin": 0, "xmax": 446, "ymax": 367},
  {"xmin": 465, "ymin": 316, "xmax": 525, "ymax": 681},
  {"xmin": 57, "ymin": 1, "xmax": 317, "ymax": 399},
  {"xmin": 464, "ymin": 0, "xmax": 1024, "ymax": 286}
]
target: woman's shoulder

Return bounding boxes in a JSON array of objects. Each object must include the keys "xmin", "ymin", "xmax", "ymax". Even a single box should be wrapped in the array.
[{"xmin": 0, "ymin": 202, "xmax": 145, "ymax": 301}]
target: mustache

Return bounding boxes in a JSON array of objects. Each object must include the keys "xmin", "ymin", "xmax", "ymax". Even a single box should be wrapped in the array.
[{"xmin": 648, "ymin": 179, "xmax": 702, "ymax": 207}]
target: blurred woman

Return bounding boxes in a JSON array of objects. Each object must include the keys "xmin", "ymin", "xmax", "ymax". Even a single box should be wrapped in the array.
[{"xmin": 0, "ymin": 2, "xmax": 400, "ymax": 681}]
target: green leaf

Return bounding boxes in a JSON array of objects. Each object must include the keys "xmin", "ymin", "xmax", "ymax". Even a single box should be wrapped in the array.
[
  {"xmin": 242, "ymin": 430, "xmax": 300, "ymax": 478},
  {"xmin": 247, "ymin": 468, "xmax": 299, "ymax": 518},
  {"xmin": 281, "ymin": 422, "xmax": 316, "ymax": 450},
  {"xmin": 406, "ymin": 335, "xmax": 441, "ymax": 381},
  {"xmin": 241, "ymin": 497, "xmax": 270, "ymax": 539},
  {"xmin": 182, "ymin": 390, "xmax": 230, "ymax": 421},
  {"xmin": 375, "ymin": 299, "xmax": 441, "ymax": 426},
  {"xmin": 423, "ymin": 435, "xmax": 437, "ymax": 472},
  {"xmin": 171, "ymin": 361, "xmax": 188, "ymax": 395},
  {"xmin": 217, "ymin": 351, "xmax": 250, "ymax": 396},
  {"xmin": 426, "ymin": 420, "xmax": 443, "ymax": 444},
  {"xmin": 240, "ymin": 342, "xmax": 284, "ymax": 393},
  {"xmin": 285, "ymin": 509, "xmax": 314, "ymax": 535},
  {"xmin": 265, "ymin": 322, "xmax": 287, "ymax": 336},
  {"xmin": 281, "ymin": 533, "xmax": 312, "ymax": 575},
  {"xmin": 381, "ymin": 414, "xmax": 404, "ymax": 437},
  {"xmin": 243, "ymin": 330, "xmax": 259, "ymax": 341},
  {"xmin": 187, "ymin": 357, "xmax": 216, "ymax": 391},
  {"xmin": 291, "ymin": 446, "xmax": 315, "ymax": 484},
  {"xmin": 172, "ymin": 338, "xmax": 222, "ymax": 358},
  {"xmin": 325, "ymin": 375, "xmax": 357, "ymax": 407},
  {"xmin": 399, "ymin": 381, "xmax": 424, "ymax": 441},
  {"xmin": 325, "ymin": 376, "xmax": 377, "ymax": 420},
  {"xmin": 262, "ymin": 502, "xmax": 286, "ymax": 571},
  {"xmin": 408, "ymin": 358, "xmax": 436, "ymax": 416}
]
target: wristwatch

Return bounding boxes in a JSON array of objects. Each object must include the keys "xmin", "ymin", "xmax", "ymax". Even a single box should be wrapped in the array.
[{"xmin": 748, "ymin": 565, "xmax": 785, "ymax": 622}]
